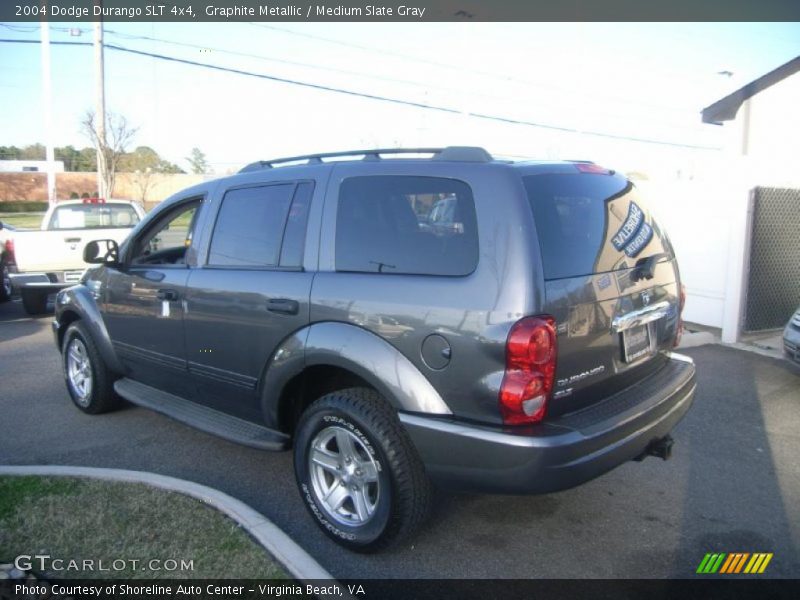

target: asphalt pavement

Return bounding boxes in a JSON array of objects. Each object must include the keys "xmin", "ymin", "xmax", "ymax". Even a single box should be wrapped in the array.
[{"xmin": 1, "ymin": 298, "xmax": 798, "ymax": 579}]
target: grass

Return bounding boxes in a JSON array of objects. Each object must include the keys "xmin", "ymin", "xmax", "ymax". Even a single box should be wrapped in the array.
[
  {"xmin": 0, "ymin": 476, "xmax": 287, "ymax": 579},
  {"xmin": 0, "ymin": 212, "xmax": 45, "ymax": 229}
]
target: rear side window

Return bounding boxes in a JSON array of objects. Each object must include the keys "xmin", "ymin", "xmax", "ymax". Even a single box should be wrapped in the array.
[
  {"xmin": 336, "ymin": 176, "xmax": 478, "ymax": 276},
  {"xmin": 523, "ymin": 173, "xmax": 673, "ymax": 280},
  {"xmin": 208, "ymin": 184, "xmax": 294, "ymax": 267}
]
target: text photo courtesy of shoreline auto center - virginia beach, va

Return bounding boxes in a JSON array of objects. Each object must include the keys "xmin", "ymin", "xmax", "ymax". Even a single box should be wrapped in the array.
[{"xmin": 1, "ymin": 2, "xmax": 799, "ymax": 600}]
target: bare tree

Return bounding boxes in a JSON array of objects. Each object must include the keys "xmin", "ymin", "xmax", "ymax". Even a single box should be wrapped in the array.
[
  {"xmin": 133, "ymin": 167, "xmax": 155, "ymax": 204},
  {"xmin": 81, "ymin": 110, "xmax": 137, "ymax": 198}
]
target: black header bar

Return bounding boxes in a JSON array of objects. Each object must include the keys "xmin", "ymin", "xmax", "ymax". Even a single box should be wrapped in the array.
[{"xmin": 3, "ymin": 0, "xmax": 800, "ymax": 22}]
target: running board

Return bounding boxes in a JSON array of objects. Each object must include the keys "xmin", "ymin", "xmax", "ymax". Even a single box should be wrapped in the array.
[{"xmin": 114, "ymin": 378, "xmax": 289, "ymax": 451}]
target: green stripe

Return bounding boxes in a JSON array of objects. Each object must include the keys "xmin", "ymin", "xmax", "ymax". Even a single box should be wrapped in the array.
[
  {"xmin": 696, "ymin": 554, "xmax": 713, "ymax": 573},
  {"xmin": 710, "ymin": 553, "xmax": 726, "ymax": 573}
]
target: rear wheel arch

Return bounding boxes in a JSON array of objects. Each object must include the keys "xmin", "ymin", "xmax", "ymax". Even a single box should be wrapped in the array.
[
  {"xmin": 260, "ymin": 322, "xmax": 451, "ymax": 433},
  {"xmin": 276, "ymin": 364, "xmax": 377, "ymax": 435}
]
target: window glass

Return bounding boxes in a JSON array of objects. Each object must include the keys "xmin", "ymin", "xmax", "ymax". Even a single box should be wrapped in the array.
[
  {"xmin": 209, "ymin": 184, "xmax": 294, "ymax": 267},
  {"xmin": 279, "ymin": 182, "xmax": 313, "ymax": 268},
  {"xmin": 49, "ymin": 203, "xmax": 140, "ymax": 230},
  {"xmin": 131, "ymin": 201, "xmax": 199, "ymax": 265},
  {"xmin": 336, "ymin": 176, "xmax": 478, "ymax": 276},
  {"xmin": 523, "ymin": 174, "xmax": 673, "ymax": 280}
]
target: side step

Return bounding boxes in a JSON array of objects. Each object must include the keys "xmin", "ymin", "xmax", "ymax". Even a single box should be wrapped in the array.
[{"xmin": 114, "ymin": 378, "xmax": 289, "ymax": 451}]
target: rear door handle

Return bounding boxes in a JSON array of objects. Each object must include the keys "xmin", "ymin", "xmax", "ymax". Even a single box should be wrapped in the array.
[
  {"xmin": 267, "ymin": 298, "xmax": 299, "ymax": 315},
  {"xmin": 156, "ymin": 289, "xmax": 179, "ymax": 302}
]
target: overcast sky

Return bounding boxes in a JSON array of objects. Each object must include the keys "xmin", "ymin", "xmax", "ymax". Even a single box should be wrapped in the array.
[{"xmin": 1, "ymin": 21, "xmax": 799, "ymax": 176}]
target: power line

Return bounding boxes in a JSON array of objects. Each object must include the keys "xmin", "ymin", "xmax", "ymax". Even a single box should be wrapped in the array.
[
  {"xmin": 246, "ymin": 23, "xmax": 705, "ymax": 114},
  {"xmin": 0, "ymin": 38, "xmax": 720, "ymax": 151},
  {"xmin": 2, "ymin": 23, "xmax": 704, "ymax": 119}
]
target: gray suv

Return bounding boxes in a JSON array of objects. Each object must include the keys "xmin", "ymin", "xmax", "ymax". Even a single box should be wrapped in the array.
[{"xmin": 53, "ymin": 147, "xmax": 696, "ymax": 551}]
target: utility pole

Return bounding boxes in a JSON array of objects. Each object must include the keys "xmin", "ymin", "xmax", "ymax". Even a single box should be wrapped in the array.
[
  {"xmin": 93, "ymin": 9, "xmax": 107, "ymax": 199},
  {"xmin": 40, "ymin": 20, "xmax": 56, "ymax": 205}
]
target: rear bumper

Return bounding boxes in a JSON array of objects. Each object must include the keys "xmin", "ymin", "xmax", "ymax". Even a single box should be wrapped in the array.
[
  {"xmin": 400, "ymin": 352, "xmax": 696, "ymax": 494},
  {"xmin": 784, "ymin": 325, "xmax": 800, "ymax": 364},
  {"xmin": 9, "ymin": 271, "xmax": 81, "ymax": 291}
]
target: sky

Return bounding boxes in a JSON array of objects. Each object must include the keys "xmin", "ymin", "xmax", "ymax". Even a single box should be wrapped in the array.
[{"xmin": 0, "ymin": 21, "xmax": 799, "ymax": 177}]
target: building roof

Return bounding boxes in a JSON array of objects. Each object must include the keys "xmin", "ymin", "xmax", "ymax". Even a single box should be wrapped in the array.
[{"xmin": 701, "ymin": 55, "xmax": 800, "ymax": 125}]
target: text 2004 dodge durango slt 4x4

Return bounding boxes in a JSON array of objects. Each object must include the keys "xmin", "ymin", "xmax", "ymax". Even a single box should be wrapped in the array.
[{"xmin": 53, "ymin": 147, "xmax": 696, "ymax": 551}]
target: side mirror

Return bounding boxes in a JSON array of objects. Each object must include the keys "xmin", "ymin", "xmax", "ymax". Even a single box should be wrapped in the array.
[{"xmin": 83, "ymin": 239, "xmax": 120, "ymax": 265}]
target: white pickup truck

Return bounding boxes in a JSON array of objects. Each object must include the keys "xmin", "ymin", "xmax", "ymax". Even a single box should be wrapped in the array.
[{"xmin": 8, "ymin": 199, "xmax": 145, "ymax": 314}]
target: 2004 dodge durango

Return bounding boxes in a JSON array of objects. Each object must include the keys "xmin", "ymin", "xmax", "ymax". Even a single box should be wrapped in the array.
[{"xmin": 53, "ymin": 147, "xmax": 696, "ymax": 551}]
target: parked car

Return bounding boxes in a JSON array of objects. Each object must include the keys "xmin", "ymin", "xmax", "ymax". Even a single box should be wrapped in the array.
[
  {"xmin": 784, "ymin": 306, "xmax": 800, "ymax": 365},
  {"xmin": 11, "ymin": 198, "xmax": 145, "ymax": 315},
  {"xmin": 0, "ymin": 220, "xmax": 16, "ymax": 303},
  {"xmin": 52, "ymin": 147, "xmax": 696, "ymax": 551}
]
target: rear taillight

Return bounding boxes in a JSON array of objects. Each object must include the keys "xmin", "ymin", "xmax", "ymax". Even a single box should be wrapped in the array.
[
  {"xmin": 674, "ymin": 284, "xmax": 686, "ymax": 347},
  {"xmin": 499, "ymin": 315, "xmax": 557, "ymax": 425},
  {"xmin": 4, "ymin": 239, "xmax": 14, "ymax": 264},
  {"xmin": 574, "ymin": 162, "xmax": 613, "ymax": 175}
]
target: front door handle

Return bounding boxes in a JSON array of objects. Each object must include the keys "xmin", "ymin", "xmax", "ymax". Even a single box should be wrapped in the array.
[
  {"xmin": 267, "ymin": 298, "xmax": 299, "ymax": 315},
  {"xmin": 156, "ymin": 289, "xmax": 179, "ymax": 302}
]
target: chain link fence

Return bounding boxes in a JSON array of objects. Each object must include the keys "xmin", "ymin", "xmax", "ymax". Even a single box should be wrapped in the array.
[{"xmin": 744, "ymin": 187, "xmax": 800, "ymax": 332}]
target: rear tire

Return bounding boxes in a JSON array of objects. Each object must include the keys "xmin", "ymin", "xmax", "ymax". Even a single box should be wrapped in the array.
[
  {"xmin": 21, "ymin": 288, "xmax": 48, "ymax": 315},
  {"xmin": 294, "ymin": 387, "xmax": 431, "ymax": 552},
  {"xmin": 62, "ymin": 321, "xmax": 120, "ymax": 414},
  {"xmin": 0, "ymin": 259, "xmax": 11, "ymax": 303}
]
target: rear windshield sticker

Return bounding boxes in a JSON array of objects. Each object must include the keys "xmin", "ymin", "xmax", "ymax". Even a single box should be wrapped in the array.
[
  {"xmin": 611, "ymin": 202, "xmax": 644, "ymax": 251},
  {"xmin": 623, "ymin": 221, "xmax": 653, "ymax": 257}
]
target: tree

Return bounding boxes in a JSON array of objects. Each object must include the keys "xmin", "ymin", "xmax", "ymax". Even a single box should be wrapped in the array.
[
  {"xmin": 20, "ymin": 144, "xmax": 45, "ymax": 160},
  {"xmin": 186, "ymin": 147, "xmax": 209, "ymax": 174},
  {"xmin": 81, "ymin": 110, "xmax": 137, "ymax": 197},
  {"xmin": 120, "ymin": 146, "xmax": 184, "ymax": 174}
]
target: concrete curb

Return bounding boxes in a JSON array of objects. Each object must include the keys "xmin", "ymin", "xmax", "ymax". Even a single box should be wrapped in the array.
[{"xmin": 0, "ymin": 465, "xmax": 334, "ymax": 582}]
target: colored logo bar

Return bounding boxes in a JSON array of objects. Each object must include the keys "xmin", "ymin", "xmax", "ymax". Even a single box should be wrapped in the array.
[{"xmin": 697, "ymin": 553, "xmax": 773, "ymax": 574}]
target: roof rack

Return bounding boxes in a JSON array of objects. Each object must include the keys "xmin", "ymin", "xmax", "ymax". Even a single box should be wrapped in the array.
[{"xmin": 238, "ymin": 146, "xmax": 493, "ymax": 173}]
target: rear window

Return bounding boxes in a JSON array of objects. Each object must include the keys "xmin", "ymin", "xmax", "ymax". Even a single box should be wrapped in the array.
[
  {"xmin": 523, "ymin": 173, "xmax": 673, "ymax": 280},
  {"xmin": 336, "ymin": 175, "xmax": 478, "ymax": 276},
  {"xmin": 48, "ymin": 203, "xmax": 140, "ymax": 230}
]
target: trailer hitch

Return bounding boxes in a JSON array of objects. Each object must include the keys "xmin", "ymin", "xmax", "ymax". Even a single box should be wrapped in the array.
[{"xmin": 633, "ymin": 434, "xmax": 674, "ymax": 462}]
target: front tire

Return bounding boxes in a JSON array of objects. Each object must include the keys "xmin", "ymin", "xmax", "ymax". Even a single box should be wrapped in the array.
[
  {"xmin": 0, "ymin": 259, "xmax": 11, "ymax": 302},
  {"xmin": 294, "ymin": 388, "xmax": 431, "ymax": 552},
  {"xmin": 62, "ymin": 321, "xmax": 120, "ymax": 414},
  {"xmin": 21, "ymin": 288, "xmax": 48, "ymax": 315}
]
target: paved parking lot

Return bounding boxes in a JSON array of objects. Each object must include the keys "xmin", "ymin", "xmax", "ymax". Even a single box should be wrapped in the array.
[{"xmin": 1, "ymin": 298, "xmax": 798, "ymax": 579}]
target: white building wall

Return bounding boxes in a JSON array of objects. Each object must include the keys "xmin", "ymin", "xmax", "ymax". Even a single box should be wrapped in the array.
[{"xmin": 644, "ymin": 70, "xmax": 799, "ymax": 342}]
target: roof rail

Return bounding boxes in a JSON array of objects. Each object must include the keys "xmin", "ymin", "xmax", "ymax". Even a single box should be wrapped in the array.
[{"xmin": 238, "ymin": 146, "xmax": 493, "ymax": 173}]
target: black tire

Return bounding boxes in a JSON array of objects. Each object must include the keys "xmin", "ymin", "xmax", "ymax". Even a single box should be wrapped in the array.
[
  {"xmin": 21, "ymin": 288, "xmax": 49, "ymax": 315},
  {"xmin": 0, "ymin": 259, "xmax": 11, "ymax": 303},
  {"xmin": 294, "ymin": 387, "xmax": 431, "ymax": 552},
  {"xmin": 61, "ymin": 321, "xmax": 120, "ymax": 414}
]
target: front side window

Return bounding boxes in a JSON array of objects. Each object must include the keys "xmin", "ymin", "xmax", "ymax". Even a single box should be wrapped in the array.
[
  {"xmin": 208, "ymin": 184, "xmax": 294, "ymax": 267},
  {"xmin": 131, "ymin": 200, "xmax": 199, "ymax": 266},
  {"xmin": 336, "ymin": 176, "xmax": 478, "ymax": 276}
]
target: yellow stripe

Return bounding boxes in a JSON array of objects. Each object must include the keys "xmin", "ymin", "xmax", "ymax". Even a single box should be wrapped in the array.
[
  {"xmin": 758, "ymin": 553, "xmax": 773, "ymax": 574},
  {"xmin": 749, "ymin": 554, "xmax": 766, "ymax": 573},
  {"xmin": 734, "ymin": 553, "xmax": 749, "ymax": 573},
  {"xmin": 744, "ymin": 554, "xmax": 760, "ymax": 573},
  {"xmin": 720, "ymin": 554, "xmax": 736, "ymax": 574}
]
